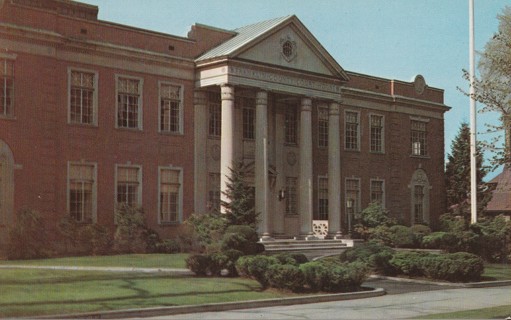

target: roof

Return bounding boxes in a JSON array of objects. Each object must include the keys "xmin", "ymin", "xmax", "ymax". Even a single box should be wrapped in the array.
[{"xmin": 485, "ymin": 166, "xmax": 511, "ymax": 212}]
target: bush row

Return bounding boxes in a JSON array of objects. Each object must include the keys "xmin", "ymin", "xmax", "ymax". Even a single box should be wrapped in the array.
[
  {"xmin": 339, "ymin": 242, "xmax": 485, "ymax": 282},
  {"xmin": 235, "ymin": 254, "xmax": 369, "ymax": 293}
]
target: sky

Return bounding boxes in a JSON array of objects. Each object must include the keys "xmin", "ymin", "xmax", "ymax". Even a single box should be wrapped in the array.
[{"xmin": 79, "ymin": 0, "xmax": 508, "ymax": 179}]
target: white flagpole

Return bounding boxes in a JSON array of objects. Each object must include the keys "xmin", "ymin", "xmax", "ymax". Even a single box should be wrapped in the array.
[{"xmin": 469, "ymin": 0, "xmax": 478, "ymax": 224}]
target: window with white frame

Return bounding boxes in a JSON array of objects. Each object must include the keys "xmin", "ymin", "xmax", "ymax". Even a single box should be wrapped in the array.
[
  {"xmin": 1, "ymin": 59, "xmax": 14, "ymax": 117},
  {"xmin": 317, "ymin": 176, "xmax": 328, "ymax": 220},
  {"xmin": 345, "ymin": 178, "xmax": 361, "ymax": 214},
  {"xmin": 208, "ymin": 93, "xmax": 221, "ymax": 137},
  {"xmin": 160, "ymin": 83, "xmax": 182, "ymax": 134},
  {"xmin": 285, "ymin": 105, "xmax": 298, "ymax": 144},
  {"xmin": 285, "ymin": 177, "xmax": 297, "ymax": 215},
  {"xmin": 208, "ymin": 172, "xmax": 221, "ymax": 213},
  {"xmin": 370, "ymin": 114, "xmax": 384, "ymax": 153},
  {"xmin": 68, "ymin": 162, "xmax": 96, "ymax": 223},
  {"xmin": 345, "ymin": 111, "xmax": 359, "ymax": 150},
  {"xmin": 318, "ymin": 106, "xmax": 328, "ymax": 147},
  {"xmin": 242, "ymin": 98, "xmax": 255, "ymax": 140},
  {"xmin": 370, "ymin": 179, "xmax": 384, "ymax": 206},
  {"xmin": 411, "ymin": 120, "xmax": 428, "ymax": 156},
  {"xmin": 69, "ymin": 69, "xmax": 97, "ymax": 125},
  {"xmin": 159, "ymin": 167, "xmax": 182, "ymax": 223},
  {"xmin": 117, "ymin": 76, "xmax": 142, "ymax": 129},
  {"xmin": 116, "ymin": 165, "xmax": 141, "ymax": 207}
]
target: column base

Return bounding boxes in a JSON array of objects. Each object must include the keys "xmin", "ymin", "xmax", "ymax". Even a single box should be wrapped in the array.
[
  {"xmin": 325, "ymin": 231, "xmax": 344, "ymax": 240},
  {"xmin": 294, "ymin": 233, "xmax": 318, "ymax": 241},
  {"xmin": 260, "ymin": 234, "xmax": 275, "ymax": 242}
]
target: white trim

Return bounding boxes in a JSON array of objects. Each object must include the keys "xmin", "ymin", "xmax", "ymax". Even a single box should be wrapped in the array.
[
  {"xmin": 409, "ymin": 116, "xmax": 430, "ymax": 123},
  {"xmin": 115, "ymin": 74, "xmax": 144, "ymax": 130},
  {"xmin": 67, "ymin": 161, "xmax": 98, "ymax": 223},
  {"xmin": 409, "ymin": 169, "xmax": 431, "ymax": 225},
  {"xmin": 67, "ymin": 67, "xmax": 99, "ymax": 126},
  {"xmin": 344, "ymin": 109, "xmax": 360, "ymax": 151},
  {"xmin": 158, "ymin": 165, "xmax": 183, "ymax": 224},
  {"xmin": 158, "ymin": 81, "xmax": 184, "ymax": 135},
  {"xmin": 368, "ymin": 113, "xmax": 385, "ymax": 154}
]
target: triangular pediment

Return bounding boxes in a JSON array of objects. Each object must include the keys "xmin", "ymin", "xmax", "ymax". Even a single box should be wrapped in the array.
[{"xmin": 196, "ymin": 16, "xmax": 349, "ymax": 81}]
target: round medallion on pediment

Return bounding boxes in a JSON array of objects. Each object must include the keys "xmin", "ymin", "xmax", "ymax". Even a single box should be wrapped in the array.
[
  {"xmin": 280, "ymin": 35, "xmax": 297, "ymax": 62},
  {"xmin": 414, "ymin": 75, "xmax": 426, "ymax": 95}
]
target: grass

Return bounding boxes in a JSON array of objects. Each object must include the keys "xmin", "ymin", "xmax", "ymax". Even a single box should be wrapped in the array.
[
  {"xmin": 482, "ymin": 263, "xmax": 511, "ymax": 280},
  {"xmin": 0, "ymin": 253, "xmax": 189, "ymax": 269},
  {"xmin": 416, "ymin": 305, "xmax": 511, "ymax": 319}
]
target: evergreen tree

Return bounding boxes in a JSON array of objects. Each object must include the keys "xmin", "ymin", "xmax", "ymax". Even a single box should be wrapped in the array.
[
  {"xmin": 445, "ymin": 122, "xmax": 489, "ymax": 212},
  {"xmin": 462, "ymin": 6, "xmax": 511, "ymax": 167},
  {"xmin": 221, "ymin": 161, "xmax": 259, "ymax": 228}
]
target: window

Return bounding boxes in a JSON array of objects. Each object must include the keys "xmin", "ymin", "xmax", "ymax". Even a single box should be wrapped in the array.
[
  {"xmin": 208, "ymin": 93, "xmax": 221, "ymax": 137},
  {"xmin": 242, "ymin": 99, "xmax": 255, "ymax": 140},
  {"xmin": 413, "ymin": 185, "xmax": 425, "ymax": 223},
  {"xmin": 317, "ymin": 176, "xmax": 328, "ymax": 220},
  {"xmin": 411, "ymin": 120, "xmax": 428, "ymax": 156},
  {"xmin": 0, "ymin": 140, "xmax": 14, "ymax": 225},
  {"xmin": 370, "ymin": 179, "xmax": 384, "ymax": 206},
  {"xmin": 345, "ymin": 111, "xmax": 359, "ymax": 150},
  {"xmin": 370, "ymin": 114, "xmax": 384, "ymax": 153},
  {"xmin": 208, "ymin": 173, "xmax": 221, "ymax": 213},
  {"xmin": 318, "ymin": 106, "xmax": 328, "ymax": 147},
  {"xmin": 116, "ymin": 76, "xmax": 142, "ymax": 129},
  {"xmin": 68, "ymin": 162, "xmax": 96, "ymax": 223},
  {"xmin": 345, "ymin": 178, "xmax": 361, "ymax": 214},
  {"xmin": 285, "ymin": 177, "xmax": 297, "ymax": 215},
  {"xmin": 285, "ymin": 105, "xmax": 298, "ymax": 144},
  {"xmin": 116, "ymin": 165, "xmax": 141, "ymax": 207},
  {"xmin": 160, "ymin": 83, "xmax": 182, "ymax": 134},
  {"xmin": 0, "ymin": 59, "xmax": 14, "ymax": 117},
  {"xmin": 69, "ymin": 69, "xmax": 97, "ymax": 125},
  {"xmin": 159, "ymin": 167, "xmax": 182, "ymax": 224}
]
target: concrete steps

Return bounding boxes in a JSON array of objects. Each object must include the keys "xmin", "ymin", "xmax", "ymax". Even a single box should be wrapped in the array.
[{"xmin": 260, "ymin": 239, "xmax": 357, "ymax": 259}]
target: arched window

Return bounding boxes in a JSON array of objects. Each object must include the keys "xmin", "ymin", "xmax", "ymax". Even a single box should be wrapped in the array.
[
  {"xmin": 0, "ymin": 140, "xmax": 14, "ymax": 226},
  {"xmin": 409, "ymin": 169, "xmax": 430, "ymax": 224}
]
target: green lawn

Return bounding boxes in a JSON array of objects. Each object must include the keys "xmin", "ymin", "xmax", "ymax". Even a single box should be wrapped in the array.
[
  {"xmin": 416, "ymin": 305, "xmax": 511, "ymax": 319},
  {"xmin": 0, "ymin": 268, "xmax": 299, "ymax": 318},
  {"xmin": 0, "ymin": 253, "xmax": 188, "ymax": 269},
  {"xmin": 482, "ymin": 263, "xmax": 511, "ymax": 280}
]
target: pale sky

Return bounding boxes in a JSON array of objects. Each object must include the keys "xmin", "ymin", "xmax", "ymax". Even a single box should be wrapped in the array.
[{"xmin": 79, "ymin": 0, "xmax": 507, "ymax": 178}]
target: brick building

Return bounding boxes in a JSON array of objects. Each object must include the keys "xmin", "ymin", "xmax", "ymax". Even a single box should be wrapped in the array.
[{"xmin": 0, "ymin": 0, "xmax": 448, "ymax": 247}]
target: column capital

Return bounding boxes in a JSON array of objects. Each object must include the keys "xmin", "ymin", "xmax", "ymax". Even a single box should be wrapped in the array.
[
  {"xmin": 329, "ymin": 101, "xmax": 340, "ymax": 116},
  {"xmin": 220, "ymin": 84, "xmax": 235, "ymax": 101},
  {"xmin": 256, "ymin": 91, "xmax": 268, "ymax": 105},
  {"xmin": 193, "ymin": 90, "xmax": 208, "ymax": 106},
  {"xmin": 301, "ymin": 97, "xmax": 312, "ymax": 112}
]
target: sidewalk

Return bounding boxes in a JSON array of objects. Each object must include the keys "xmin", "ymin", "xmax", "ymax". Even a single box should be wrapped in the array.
[{"xmin": 0, "ymin": 264, "xmax": 194, "ymax": 275}]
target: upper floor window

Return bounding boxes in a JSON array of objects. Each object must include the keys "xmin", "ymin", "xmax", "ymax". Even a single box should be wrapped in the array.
[
  {"xmin": 159, "ymin": 83, "xmax": 183, "ymax": 134},
  {"xmin": 68, "ymin": 162, "xmax": 96, "ymax": 223},
  {"xmin": 370, "ymin": 179, "xmax": 385, "ymax": 206},
  {"xmin": 116, "ymin": 76, "xmax": 142, "ymax": 129},
  {"xmin": 411, "ymin": 120, "xmax": 428, "ymax": 156},
  {"xmin": 345, "ymin": 111, "xmax": 359, "ymax": 150},
  {"xmin": 318, "ymin": 106, "xmax": 329, "ymax": 147},
  {"xmin": 370, "ymin": 114, "xmax": 384, "ymax": 153},
  {"xmin": 1, "ymin": 59, "xmax": 14, "ymax": 118},
  {"xmin": 116, "ymin": 165, "xmax": 141, "ymax": 208},
  {"xmin": 159, "ymin": 167, "xmax": 182, "ymax": 224},
  {"xmin": 69, "ymin": 69, "xmax": 97, "ymax": 125},
  {"xmin": 285, "ymin": 105, "xmax": 298, "ymax": 145},
  {"xmin": 208, "ymin": 93, "xmax": 221, "ymax": 137}
]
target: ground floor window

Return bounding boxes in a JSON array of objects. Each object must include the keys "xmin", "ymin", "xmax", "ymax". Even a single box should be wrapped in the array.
[
  {"xmin": 286, "ymin": 177, "xmax": 297, "ymax": 215},
  {"xmin": 68, "ymin": 162, "xmax": 96, "ymax": 223},
  {"xmin": 116, "ymin": 165, "xmax": 141, "ymax": 208},
  {"xmin": 370, "ymin": 179, "xmax": 385, "ymax": 206},
  {"xmin": 208, "ymin": 172, "xmax": 221, "ymax": 213},
  {"xmin": 316, "ymin": 176, "xmax": 328, "ymax": 220},
  {"xmin": 159, "ymin": 167, "xmax": 182, "ymax": 224}
]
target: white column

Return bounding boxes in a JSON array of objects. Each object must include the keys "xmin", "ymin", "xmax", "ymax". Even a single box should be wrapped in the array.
[
  {"xmin": 255, "ymin": 91, "xmax": 272, "ymax": 240},
  {"xmin": 193, "ymin": 91, "xmax": 208, "ymax": 214},
  {"xmin": 328, "ymin": 101, "xmax": 342, "ymax": 239},
  {"xmin": 220, "ymin": 84, "xmax": 235, "ymax": 214},
  {"xmin": 299, "ymin": 97, "xmax": 315, "ymax": 239}
]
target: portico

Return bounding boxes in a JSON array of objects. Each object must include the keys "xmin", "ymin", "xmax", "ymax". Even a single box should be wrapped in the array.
[{"xmin": 193, "ymin": 15, "xmax": 349, "ymax": 239}]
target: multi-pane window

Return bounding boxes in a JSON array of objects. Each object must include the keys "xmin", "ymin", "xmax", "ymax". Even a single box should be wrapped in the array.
[
  {"xmin": 0, "ymin": 163, "xmax": 3, "ymax": 219},
  {"xmin": 117, "ymin": 77, "xmax": 142, "ymax": 129},
  {"xmin": 411, "ymin": 120, "xmax": 428, "ymax": 156},
  {"xmin": 285, "ymin": 177, "xmax": 297, "ymax": 215},
  {"xmin": 285, "ymin": 105, "xmax": 298, "ymax": 144},
  {"xmin": 345, "ymin": 178, "xmax": 361, "ymax": 214},
  {"xmin": 116, "ymin": 166, "xmax": 140, "ymax": 207},
  {"xmin": 69, "ymin": 70, "xmax": 96, "ymax": 125},
  {"xmin": 318, "ymin": 107, "xmax": 329, "ymax": 147},
  {"xmin": 345, "ymin": 111, "xmax": 359, "ymax": 150},
  {"xmin": 243, "ymin": 104, "xmax": 255, "ymax": 140},
  {"xmin": 370, "ymin": 179, "xmax": 384, "ymax": 206},
  {"xmin": 208, "ymin": 93, "xmax": 221, "ymax": 137},
  {"xmin": 208, "ymin": 173, "xmax": 221, "ymax": 213},
  {"xmin": 160, "ymin": 83, "xmax": 182, "ymax": 134},
  {"xmin": 414, "ymin": 185, "xmax": 425, "ymax": 223},
  {"xmin": 68, "ymin": 163, "xmax": 96, "ymax": 223},
  {"xmin": 317, "ymin": 177, "xmax": 328, "ymax": 220},
  {"xmin": 370, "ymin": 115, "xmax": 384, "ymax": 153},
  {"xmin": 1, "ymin": 59, "xmax": 14, "ymax": 117},
  {"xmin": 159, "ymin": 168, "xmax": 181, "ymax": 223}
]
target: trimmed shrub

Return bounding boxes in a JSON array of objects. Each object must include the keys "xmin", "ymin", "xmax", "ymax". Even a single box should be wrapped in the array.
[
  {"xmin": 288, "ymin": 253, "xmax": 309, "ymax": 265},
  {"xmin": 235, "ymin": 255, "xmax": 252, "ymax": 277},
  {"xmin": 389, "ymin": 251, "xmax": 429, "ymax": 277},
  {"xmin": 300, "ymin": 261, "xmax": 330, "ymax": 291},
  {"xmin": 78, "ymin": 223, "xmax": 112, "ymax": 255},
  {"xmin": 368, "ymin": 225, "xmax": 394, "ymax": 246},
  {"xmin": 410, "ymin": 224, "xmax": 432, "ymax": 246},
  {"xmin": 222, "ymin": 249, "xmax": 243, "ymax": 276},
  {"xmin": 8, "ymin": 209, "xmax": 49, "ymax": 260},
  {"xmin": 265, "ymin": 264, "xmax": 305, "ymax": 292},
  {"xmin": 420, "ymin": 252, "xmax": 484, "ymax": 282},
  {"xmin": 209, "ymin": 252, "xmax": 229, "ymax": 276},
  {"xmin": 389, "ymin": 225, "xmax": 415, "ymax": 248},
  {"xmin": 274, "ymin": 253, "xmax": 308, "ymax": 266},
  {"xmin": 322, "ymin": 262, "xmax": 369, "ymax": 292},
  {"xmin": 220, "ymin": 225, "xmax": 264, "ymax": 256},
  {"xmin": 186, "ymin": 254, "xmax": 211, "ymax": 276},
  {"xmin": 360, "ymin": 202, "xmax": 394, "ymax": 228},
  {"xmin": 236, "ymin": 255, "xmax": 279, "ymax": 288},
  {"xmin": 155, "ymin": 239, "xmax": 182, "ymax": 254},
  {"xmin": 113, "ymin": 204, "xmax": 149, "ymax": 254},
  {"xmin": 422, "ymin": 232, "xmax": 458, "ymax": 251},
  {"xmin": 340, "ymin": 241, "xmax": 395, "ymax": 274}
]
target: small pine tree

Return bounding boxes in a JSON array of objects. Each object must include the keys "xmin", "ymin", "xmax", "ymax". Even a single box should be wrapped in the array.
[{"xmin": 221, "ymin": 161, "xmax": 259, "ymax": 228}]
